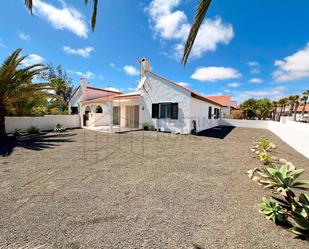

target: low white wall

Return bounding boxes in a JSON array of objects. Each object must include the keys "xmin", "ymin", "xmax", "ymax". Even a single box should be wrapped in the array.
[
  {"xmin": 5, "ymin": 115, "xmax": 80, "ymax": 133},
  {"xmin": 220, "ymin": 119, "xmax": 271, "ymax": 129},
  {"xmin": 220, "ymin": 118, "xmax": 309, "ymax": 159}
]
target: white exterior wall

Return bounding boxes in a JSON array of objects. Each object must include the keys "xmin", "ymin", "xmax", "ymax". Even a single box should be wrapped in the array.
[
  {"xmin": 5, "ymin": 115, "xmax": 80, "ymax": 133},
  {"xmin": 220, "ymin": 118, "xmax": 309, "ymax": 159},
  {"xmin": 190, "ymin": 98, "xmax": 221, "ymax": 132},
  {"xmin": 140, "ymin": 74, "xmax": 192, "ymax": 134}
]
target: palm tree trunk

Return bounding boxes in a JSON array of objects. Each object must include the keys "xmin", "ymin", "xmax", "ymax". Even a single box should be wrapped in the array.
[
  {"xmin": 294, "ymin": 102, "xmax": 299, "ymax": 121},
  {"xmin": 0, "ymin": 103, "xmax": 7, "ymax": 137}
]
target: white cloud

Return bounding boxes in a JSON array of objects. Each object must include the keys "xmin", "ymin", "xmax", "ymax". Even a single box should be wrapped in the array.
[
  {"xmin": 273, "ymin": 42, "xmax": 309, "ymax": 81},
  {"xmin": 105, "ymin": 87, "xmax": 121, "ymax": 92},
  {"xmin": 228, "ymin": 82, "xmax": 240, "ymax": 88},
  {"xmin": 123, "ymin": 65, "xmax": 139, "ymax": 76},
  {"xmin": 223, "ymin": 89, "xmax": 230, "ymax": 93},
  {"xmin": 128, "ymin": 87, "xmax": 138, "ymax": 91},
  {"xmin": 68, "ymin": 70, "xmax": 95, "ymax": 79},
  {"xmin": 147, "ymin": 0, "xmax": 234, "ymax": 60},
  {"xmin": 239, "ymin": 86, "xmax": 287, "ymax": 98},
  {"xmin": 22, "ymin": 54, "xmax": 45, "ymax": 67},
  {"xmin": 247, "ymin": 61, "xmax": 261, "ymax": 74},
  {"xmin": 33, "ymin": 0, "xmax": 88, "ymax": 38},
  {"xmin": 63, "ymin": 46, "xmax": 94, "ymax": 58},
  {"xmin": 191, "ymin": 66, "xmax": 241, "ymax": 82},
  {"xmin": 249, "ymin": 78, "xmax": 263, "ymax": 84},
  {"xmin": 19, "ymin": 32, "xmax": 31, "ymax": 41},
  {"xmin": 177, "ymin": 82, "xmax": 190, "ymax": 87}
]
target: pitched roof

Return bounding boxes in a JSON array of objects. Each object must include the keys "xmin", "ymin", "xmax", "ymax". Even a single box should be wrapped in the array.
[
  {"xmin": 70, "ymin": 85, "xmax": 122, "ymax": 102},
  {"xmin": 205, "ymin": 95, "xmax": 233, "ymax": 107},
  {"xmin": 147, "ymin": 71, "xmax": 224, "ymax": 107},
  {"xmin": 81, "ymin": 93, "xmax": 141, "ymax": 104},
  {"xmin": 297, "ymin": 105, "xmax": 309, "ymax": 111},
  {"xmin": 86, "ymin": 86, "xmax": 121, "ymax": 94}
]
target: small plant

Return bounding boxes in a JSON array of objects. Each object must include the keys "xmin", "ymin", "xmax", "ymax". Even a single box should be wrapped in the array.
[
  {"xmin": 256, "ymin": 137, "xmax": 275, "ymax": 151},
  {"xmin": 259, "ymin": 150, "xmax": 273, "ymax": 165},
  {"xmin": 13, "ymin": 128, "xmax": 23, "ymax": 137},
  {"xmin": 259, "ymin": 197, "xmax": 287, "ymax": 224},
  {"xmin": 290, "ymin": 193, "xmax": 309, "ymax": 239},
  {"xmin": 258, "ymin": 165, "xmax": 309, "ymax": 195},
  {"xmin": 54, "ymin": 123, "xmax": 66, "ymax": 132},
  {"xmin": 26, "ymin": 126, "xmax": 40, "ymax": 135},
  {"xmin": 143, "ymin": 122, "xmax": 150, "ymax": 130}
]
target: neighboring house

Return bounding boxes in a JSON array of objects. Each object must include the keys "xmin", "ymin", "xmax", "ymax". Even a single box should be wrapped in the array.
[
  {"xmin": 205, "ymin": 95, "xmax": 238, "ymax": 118},
  {"xmin": 69, "ymin": 58, "xmax": 224, "ymax": 134},
  {"xmin": 296, "ymin": 105, "xmax": 309, "ymax": 122}
]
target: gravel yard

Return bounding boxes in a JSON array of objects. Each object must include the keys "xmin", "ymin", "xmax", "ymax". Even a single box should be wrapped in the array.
[{"xmin": 0, "ymin": 126, "xmax": 308, "ymax": 249}]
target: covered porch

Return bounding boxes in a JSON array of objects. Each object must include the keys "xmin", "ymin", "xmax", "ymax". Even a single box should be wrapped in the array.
[{"xmin": 79, "ymin": 93, "xmax": 142, "ymax": 133}]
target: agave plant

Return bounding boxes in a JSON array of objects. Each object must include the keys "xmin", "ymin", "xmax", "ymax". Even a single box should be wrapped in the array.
[
  {"xmin": 290, "ymin": 194, "xmax": 309, "ymax": 239},
  {"xmin": 259, "ymin": 197, "xmax": 287, "ymax": 224},
  {"xmin": 258, "ymin": 164, "xmax": 309, "ymax": 196}
]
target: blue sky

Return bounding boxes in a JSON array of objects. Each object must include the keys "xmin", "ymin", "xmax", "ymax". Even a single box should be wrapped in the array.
[{"xmin": 1, "ymin": 0, "xmax": 309, "ymax": 103}]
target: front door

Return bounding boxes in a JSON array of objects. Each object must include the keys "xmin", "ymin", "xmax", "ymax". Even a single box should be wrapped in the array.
[{"xmin": 125, "ymin": 105, "xmax": 139, "ymax": 128}]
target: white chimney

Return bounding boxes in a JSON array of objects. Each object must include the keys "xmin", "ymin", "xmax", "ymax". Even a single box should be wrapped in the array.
[
  {"xmin": 80, "ymin": 77, "xmax": 88, "ymax": 92},
  {"xmin": 140, "ymin": 58, "xmax": 150, "ymax": 78}
]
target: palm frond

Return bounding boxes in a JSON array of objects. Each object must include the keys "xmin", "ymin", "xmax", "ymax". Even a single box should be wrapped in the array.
[
  {"xmin": 182, "ymin": 0, "xmax": 212, "ymax": 65},
  {"xmin": 24, "ymin": 0, "xmax": 33, "ymax": 14},
  {"xmin": 91, "ymin": 0, "xmax": 99, "ymax": 32}
]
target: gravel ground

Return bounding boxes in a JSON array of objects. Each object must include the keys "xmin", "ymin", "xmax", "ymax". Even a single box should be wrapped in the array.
[{"xmin": 0, "ymin": 126, "xmax": 308, "ymax": 249}]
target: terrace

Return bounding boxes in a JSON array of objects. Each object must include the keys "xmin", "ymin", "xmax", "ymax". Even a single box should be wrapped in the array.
[{"xmin": 1, "ymin": 127, "xmax": 308, "ymax": 248}]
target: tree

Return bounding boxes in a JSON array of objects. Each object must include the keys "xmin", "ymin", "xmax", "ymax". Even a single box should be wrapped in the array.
[
  {"xmin": 23, "ymin": 0, "xmax": 212, "ymax": 65},
  {"xmin": 240, "ymin": 98, "xmax": 273, "ymax": 120},
  {"xmin": 301, "ymin": 90, "xmax": 309, "ymax": 119},
  {"xmin": 272, "ymin": 101, "xmax": 278, "ymax": 121},
  {"xmin": 255, "ymin": 98, "xmax": 273, "ymax": 120},
  {"xmin": 288, "ymin": 95, "xmax": 299, "ymax": 121},
  {"xmin": 41, "ymin": 64, "xmax": 74, "ymax": 112},
  {"xmin": 0, "ymin": 49, "xmax": 48, "ymax": 136},
  {"xmin": 278, "ymin": 97, "xmax": 288, "ymax": 119}
]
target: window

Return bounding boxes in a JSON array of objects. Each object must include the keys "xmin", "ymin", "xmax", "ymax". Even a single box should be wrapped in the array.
[
  {"xmin": 152, "ymin": 103, "xmax": 178, "ymax": 119},
  {"xmin": 214, "ymin": 108, "xmax": 220, "ymax": 119},
  {"xmin": 171, "ymin": 103, "xmax": 178, "ymax": 119},
  {"xmin": 208, "ymin": 106, "xmax": 212, "ymax": 119},
  {"xmin": 152, "ymin": 104, "xmax": 159, "ymax": 118},
  {"xmin": 95, "ymin": 105, "xmax": 103, "ymax": 113}
]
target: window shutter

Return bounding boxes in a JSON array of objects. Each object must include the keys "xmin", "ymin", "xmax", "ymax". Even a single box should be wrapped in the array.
[
  {"xmin": 171, "ymin": 103, "xmax": 178, "ymax": 119},
  {"xmin": 152, "ymin": 104, "xmax": 159, "ymax": 118},
  {"xmin": 208, "ymin": 106, "xmax": 212, "ymax": 119}
]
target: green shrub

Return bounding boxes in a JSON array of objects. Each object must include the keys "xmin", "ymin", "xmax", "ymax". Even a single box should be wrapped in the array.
[
  {"xmin": 143, "ymin": 122, "xmax": 149, "ymax": 130},
  {"xmin": 26, "ymin": 126, "xmax": 40, "ymax": 135}
]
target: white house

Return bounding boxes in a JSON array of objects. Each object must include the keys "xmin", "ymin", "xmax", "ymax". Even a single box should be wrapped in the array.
[{"xmin": 69, "ymin": 58, "xmax": 224, "ymax": 134}]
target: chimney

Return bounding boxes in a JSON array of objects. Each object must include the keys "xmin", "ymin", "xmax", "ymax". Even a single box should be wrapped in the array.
[
  {"xmin": 80, "ymin": 77, "xmax": 88, "ymax": 92},
  {"xmin": 139, "ymin": 58, "xmax": 150, "ymax": 79}
]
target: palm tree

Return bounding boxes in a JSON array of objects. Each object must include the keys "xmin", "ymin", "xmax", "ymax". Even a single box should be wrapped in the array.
[
  {"xmin": 23, "ymin": 0, "xmax": 211, "ymax": 65},
  {"xmin": 288, "ymin": 95, "xmax": 299, "ymax": 118},
  {"xmin": 0, "ymin": 49, "xmax": 48, "ymax": 137},
  {"xmin": 272, "ymin": 101, "xmax": 278, "ymax": 121},
  {"xmin": 301, "ymin": 90, "xmax": 309, "ymax": 122},
  {"xmin": 278, "ymin": 98, "xmax": 288, "ymax": 120}
]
